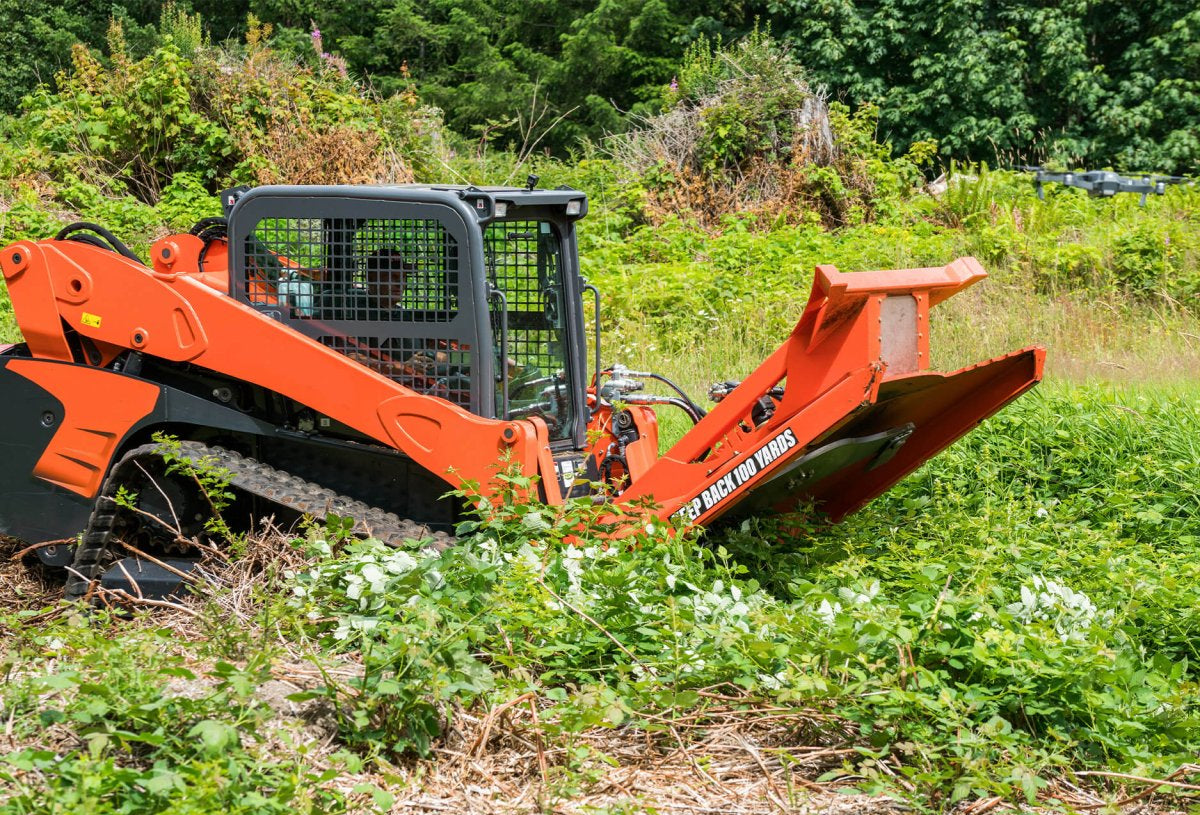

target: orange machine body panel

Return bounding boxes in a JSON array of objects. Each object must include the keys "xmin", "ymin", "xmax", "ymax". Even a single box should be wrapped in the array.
[{"xmin": 6, "ymin": 359, "xmax": 160, "ymax": 497}]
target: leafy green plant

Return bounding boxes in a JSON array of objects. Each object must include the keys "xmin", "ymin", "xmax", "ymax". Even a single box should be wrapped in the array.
[
  {"xmin": 0, "ymin": 619, "xmax": 347, "ymax": 814},
  {"xmin": 1112, "ymin": 222, "xmax": 1172, "ymax": 294},
  {"xmin": 152, "ymin": 435, "xmax": 238, "ymax": 541},
  {"xmin": 272, "ymin": 387, "xmax": 1200, "ymax": 806}
]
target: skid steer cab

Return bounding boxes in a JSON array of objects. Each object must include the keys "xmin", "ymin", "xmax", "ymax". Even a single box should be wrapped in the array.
[{"xmin": 0, "ymin": 182, "xmax": 1042, "ymax": 599}]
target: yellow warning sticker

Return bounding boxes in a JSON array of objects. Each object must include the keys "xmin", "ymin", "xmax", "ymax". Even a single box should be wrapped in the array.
[{"xmin": 80, "ymin": 312, "xmax": 102, "ymax": 328}]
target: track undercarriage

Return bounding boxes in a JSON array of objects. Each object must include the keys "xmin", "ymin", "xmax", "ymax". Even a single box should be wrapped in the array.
[{"xmin": 63, "ymin": 441, "xmax": 454, "ymax": 602}]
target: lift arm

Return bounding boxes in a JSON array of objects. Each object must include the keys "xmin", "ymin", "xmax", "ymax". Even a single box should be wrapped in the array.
[{"xmin": 0, "ymin": 239, "xmax": 562, "ymax": 502}]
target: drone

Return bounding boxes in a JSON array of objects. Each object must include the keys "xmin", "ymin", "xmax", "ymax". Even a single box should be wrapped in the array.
[{"xmin": 1020, "ymin": 166, "xmax": 1192, "ymax": 206}]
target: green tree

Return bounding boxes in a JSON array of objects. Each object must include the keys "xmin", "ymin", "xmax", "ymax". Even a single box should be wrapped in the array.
[
  {"xmin": 251, "ymin": 0, "xmax": 749, "ymax": 152},
  {"xmin": 0, "ymin": 1, "xmax": 111, "ymax": 111},
  {"xmin": 1096, "ymin": 5, "xmax": 1200, "ymax": 171},
  {"xmin": 763, "ymin": 0, "xmax": 1200, "ymax": 173}
]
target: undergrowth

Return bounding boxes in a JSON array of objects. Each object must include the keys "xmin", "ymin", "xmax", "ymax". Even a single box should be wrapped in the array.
[
  {"xmin": 579, "ymin": 176, "xmax": 1200, "ymax": 349},
  {"xmin": 0, "ymin": 621, "xmax": 352, "ymax": 814},
  {"xmin": 3, "ymin": 386, "xmax": 1198, "ymax": 812}
]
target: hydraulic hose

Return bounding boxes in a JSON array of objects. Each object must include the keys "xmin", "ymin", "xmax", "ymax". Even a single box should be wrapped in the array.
[{"xmin": 54, "ymin": 222, "xmax": 145, "ymax": 266}]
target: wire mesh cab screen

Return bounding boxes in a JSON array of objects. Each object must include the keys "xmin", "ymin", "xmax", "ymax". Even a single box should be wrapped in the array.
[
  {"xmin": 486, "ymin": 220, "xmax": 575, "ymax": 442},
  {"xmin": 233, "ymin": 197, "xmax": 480, "ymax": 412}
]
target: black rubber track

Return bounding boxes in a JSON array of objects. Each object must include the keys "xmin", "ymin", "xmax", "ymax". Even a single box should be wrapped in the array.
[{"xmin": 64, "ymin": 441, "xmax": 454, "ymax": 600}]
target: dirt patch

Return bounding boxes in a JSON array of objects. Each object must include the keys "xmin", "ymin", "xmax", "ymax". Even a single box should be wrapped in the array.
[{"xmin": 0, "ymin": 537, "xmax": 67, "ymax": 617}]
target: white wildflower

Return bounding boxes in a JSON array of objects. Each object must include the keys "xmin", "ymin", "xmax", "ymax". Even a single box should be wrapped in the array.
[
  {"xmin": 475, "ymin": 537, "xmax": 499, "ymax": 563},
  {"xmin": 837, "ymin": 580, "xmax": 880, "ymax": 606},
  {"xmin": 816, "ymin": 598, "xmax": 842, "ymax": 628},
  {"xmin": 513, "ymin": 543, "xmax": 542, "ymax": 569},
  {"xmin": 361, "ymin": 563, "xmax": 387, "ymax": 595},
  {"xmin": 561, "ymin": 546, "xmax": 586, "ymax": 598},
  {"xmin": 381, "ymin": 550, "xmax": 418, "ymax": 575},
  {"xmin": 632, "ymin": 663, "xmax": 660, "ymax": 681},
  {"xmin": 758, "ymin": 670, "xmax": 788, "ymax": 690},
  {"xmin": 1008, "ymin": 575, "xmax": 1112, "ymax": 641},
  {"xmin": 332, "ymin": 616, "xmax": 380, "ymax": 642}
]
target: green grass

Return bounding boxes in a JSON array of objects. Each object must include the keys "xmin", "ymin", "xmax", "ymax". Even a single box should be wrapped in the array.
[{"xmin": 3, "ymin": 385, "xmax": 1199, "ymax": 811}]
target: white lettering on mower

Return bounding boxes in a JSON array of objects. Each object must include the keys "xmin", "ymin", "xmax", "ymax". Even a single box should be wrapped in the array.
[{"xmin": 673, "ymin": 428, "xmax": 798, "ymax": 522}]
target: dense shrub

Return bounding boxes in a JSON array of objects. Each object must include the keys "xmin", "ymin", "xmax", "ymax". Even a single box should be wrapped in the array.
[
  {"xmin": 0, "ymin": 8, "xmax": 449, "ymax": 255},
  {"xmin": 0, "ymin": 7, "xmax": 446, "ymax": 205},
  {"xmin": 605, "ymin": 33, "xmax": 936, "ymax": 228},
  {"xmin": 9, "ymin": 13, "xmax": 441, "ymax": 204}
]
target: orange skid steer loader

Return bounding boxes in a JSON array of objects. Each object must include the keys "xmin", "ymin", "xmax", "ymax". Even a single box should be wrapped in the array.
[{"xmin": 0, "ymin": 184, "xmax": 1044, "ymax": 599}]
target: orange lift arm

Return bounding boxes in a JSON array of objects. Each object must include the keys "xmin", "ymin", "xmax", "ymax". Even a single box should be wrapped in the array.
[{"xmin": 0, "ymin": 239, "xmax": 562, "ymax": 503}]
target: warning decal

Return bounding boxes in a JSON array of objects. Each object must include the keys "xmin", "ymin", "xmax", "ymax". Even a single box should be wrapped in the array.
[{"xmin": 673, "ymin": 427, "xmax": 799, "ymax": 521}]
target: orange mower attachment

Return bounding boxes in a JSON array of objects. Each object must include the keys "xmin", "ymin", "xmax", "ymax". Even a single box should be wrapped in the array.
[{"xmin": 615, "ymin": 257, "xmax": 1045, "ymax": 528}]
